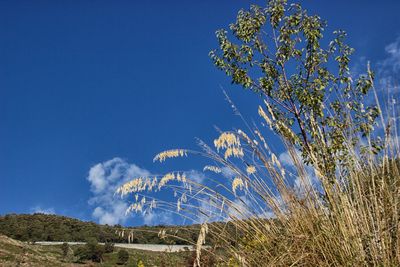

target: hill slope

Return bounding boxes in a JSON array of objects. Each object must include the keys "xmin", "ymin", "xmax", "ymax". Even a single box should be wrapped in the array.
[
  {"xmin": 0, "ymin": 234, "xmax": 193, "ymax": 266},
  {"xmin": 0, "ymin": 213, "xmax": 219, "ymax": 245},
  {"xmin": 0, "ymin": 234, "xmax": 64, "ymax": 267},
  {"xmin": 0, "ymin": 213, "xmax": 123, "ymax": 243}
]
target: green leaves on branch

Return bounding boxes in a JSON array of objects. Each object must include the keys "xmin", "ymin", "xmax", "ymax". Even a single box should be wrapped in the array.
[{"xmin": 210, "ymin": 0, "xmax": 380, "ymax": 175}]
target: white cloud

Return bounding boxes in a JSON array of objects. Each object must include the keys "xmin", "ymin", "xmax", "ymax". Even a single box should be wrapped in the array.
[
  {"xmin": 278, "ymin": 150, "xmax": 298, "ymax": 167},
  {"xmin": 30, "ymin": 206, "xmax": 55, "ymax": 215},
  {"xmin": 351, "ymin": 56, "xmax": 368, "ymax": 78},
  {"xmin": 87, "ymin": 157, "xmax": 207, "ymax": 226},
  {"xmin": 87, "ymin": 157, "xmax": 151, "ymax": 225},
  {"xmin": 225, "ymin": 196, "xmax": 275, "ymax": 221},
  {"xmin": 351, "ymin": 36, "xmax": 400, "ymax": 87},
  {"xmin": 278, "ymin": 150, "xmax": 320, "ymax": 194},
  {"xmin": 196, "ymin": 197, "xmax": 222, "ymax": 223},
  {"xmin": 92, "ymin": 202, "xmax": 128, "ymax": 225},
  {"xmin": 142, "ymin": 211, "xmax": 173, "ymax": 226},
  {"xmin": 87, "ymin": 163, "xmax": 107, "ymax": 193},
  {"xmin": 88, "ymin": 158, "xmax": 269, "ymax": 226},
  {"xmin": 220, "ymin": 166, "xmax": 235, "ymax": 178},
  {"xmin": 380, "ymin": 36, "xmax": 400, "ymax": 75},
  {"xmin": 377, "ymin": 37, "xmax": 400, "ymax": 135},
  {"xmin": 226, "ymin": 196, "xmax": 251, "ymax": 220},
  {"xmin": 186, "ymin": 170, "xmax": 206, "ymax": 184},
  {"xmin": 377, "ymin": 36, "xmax": 400, "ymax": 91}
]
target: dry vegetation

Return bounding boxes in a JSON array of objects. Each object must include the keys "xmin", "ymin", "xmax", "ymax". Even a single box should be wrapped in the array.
[
  {"xmin": 117, "ymin": 0, "xmax": 400, "ymax": 266},
  {"xmin": 0, "ymin": 234, "xmax": 194, "ymax": 266},
  {"xmin": 0, "ymin": 234, "xmax": 65, "ymax": 267}
]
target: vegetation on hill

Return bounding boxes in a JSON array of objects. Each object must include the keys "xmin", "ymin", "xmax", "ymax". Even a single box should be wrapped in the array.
[
  {"xmin": 0, "ymin": 213, "xmax": 123, "ymax": 243},
  {"xmin": 0, "ymin": 234, "xmax": 64, "ymax": 267},
  {"xmin": 0, "ymin": 213, "xmax": 239, "ymax": 247},
  {"xmin": 0, "ymin": 234, "xmax": 194, "ymax": 266}
]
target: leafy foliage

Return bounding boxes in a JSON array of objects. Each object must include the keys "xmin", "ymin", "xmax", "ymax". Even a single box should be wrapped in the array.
[{"xmin": 210, "ymin": 0, "xmax": 380, "ymax": 176}]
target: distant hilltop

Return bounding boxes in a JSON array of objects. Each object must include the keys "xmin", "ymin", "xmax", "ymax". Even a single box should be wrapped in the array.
[{"xmin": 0, "ymin": 213, "xmax": 234, "ymax": 246}]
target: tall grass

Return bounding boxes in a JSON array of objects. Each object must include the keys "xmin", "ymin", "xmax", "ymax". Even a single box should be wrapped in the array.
[
  {"xmin": 116, "ymin": 91, "xmax": 399, "ymax": 266},
  {"xmin": 116, "ymin": 1, "xmax": 400, "ymax": 265}
]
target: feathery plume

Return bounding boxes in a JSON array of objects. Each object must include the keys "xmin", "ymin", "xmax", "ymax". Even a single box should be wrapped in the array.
[
  {"xmin": 203, "ymin": 165, "xmax": 222, "ymax": 173},
  {"xmin": 153, "ymin": 149, "xmax": 187, "ymax": 162},
  {"xmin": 158, "ymin": 172, "xmax": 176, "ymax": 189},
  {"xmin": 214, "ymin": 132, "xmax": 241, "ymax": 151},
  {"xmin": 246, "ymin": 165, "xmax": 256, "ymax": 175},
  {"xmin": 232, "ymin": 177, "xmax": 245, "ymax": 195},
  {"xmin": 194, "ymin": 223, "xmax": 209, "ymax": 267},
  {"xmin": 258, "ymin": 105, "xmax": 273, "ymax": 129}
]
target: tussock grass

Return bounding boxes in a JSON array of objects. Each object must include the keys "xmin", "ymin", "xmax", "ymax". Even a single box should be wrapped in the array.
[
  {"xmin": 117, "ymin": 107, "xmax": 400, "ymax": 266},
  {"xmin": 117, "ymin": 0, "xmax": 400, "ymax": 265}
]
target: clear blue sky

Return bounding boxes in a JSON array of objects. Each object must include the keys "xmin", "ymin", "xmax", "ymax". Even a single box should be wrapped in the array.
[{"xmin": 1, "ymin": 0, "xmax": 400, "ymax": 225}]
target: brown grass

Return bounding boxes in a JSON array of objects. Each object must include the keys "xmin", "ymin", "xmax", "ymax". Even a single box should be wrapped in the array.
[{"xmin": 118, "ymin": 91, "xmax": 400, "ymax": 266}]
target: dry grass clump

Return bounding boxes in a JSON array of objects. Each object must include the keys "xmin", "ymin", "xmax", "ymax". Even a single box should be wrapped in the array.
[
  {"xmin": 116, "ymin": 0, "xmax": 400, "ymax": 265},
  {"xmin": 117, "ymin": 110, "xmax": 400, "ymax": 266}
]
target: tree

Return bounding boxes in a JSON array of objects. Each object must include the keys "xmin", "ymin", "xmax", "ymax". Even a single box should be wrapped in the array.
[
  {"xmin": 117, "ymin": 249, "xmax": 129, "ymax": 265},
  {"xmin": 85, "ymin": 239, "xmax": 104, "ymax": 263},
  {"xmin": 210, "ymin": 0, "xmax": 380, "ymax": 177}
]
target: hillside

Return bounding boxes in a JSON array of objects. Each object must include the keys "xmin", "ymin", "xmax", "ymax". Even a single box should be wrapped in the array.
[
  {"xmin": 0, "ymin": 213, "xmax": 237, "ymax": 246},
  {"xmin": 0, "ymin": 234, "xmax": 65, "ymax": 267},
  {"xmin": 0, "ymin": 213, "xmax": 124, "ymax": 243},
  {"xmin": 0, "ymin": 234, "xmax": 195, "ymax": 266}
]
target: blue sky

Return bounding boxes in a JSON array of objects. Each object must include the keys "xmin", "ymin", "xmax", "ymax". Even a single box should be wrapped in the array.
[{"xmin": 1, "ymin": 0, "xmax": 400, "ymax": 226}]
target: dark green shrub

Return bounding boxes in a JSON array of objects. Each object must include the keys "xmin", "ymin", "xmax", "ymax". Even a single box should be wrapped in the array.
[
  {"xmin": 73, "ymin": 239, "xmax": 104, "ymax": 263},
  {"xmin": 117, "ymin": 249, "xmax": 129, "ymax": 265}
]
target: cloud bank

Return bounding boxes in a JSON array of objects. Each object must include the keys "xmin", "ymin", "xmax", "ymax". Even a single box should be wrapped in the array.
[
  {"xmin": 87, "ymin": 157, "xmax": 199, "ymax": 226},
  {"xmin": 87, "ymin": 157, "xmax": 152, "ymax": 225},
  {"xmin": 379, "ymin": 36, "xmax": 400, "ymax": 83}
]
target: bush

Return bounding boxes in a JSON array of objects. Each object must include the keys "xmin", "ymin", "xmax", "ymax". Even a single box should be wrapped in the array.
[
  {"xmin": 74, "ymin": 239, "xmax": 104, "ymax": 263},
  {"xmin": 104, "ymin": 241, "xmax": 114, "ymax": 253},
  {"xmin": 73, "ymin": 246, "xmax": 87, "ymax": 263},
  {"xmin": 117, "ymin": 249, "xmax": 129, "ymax": 265}
]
